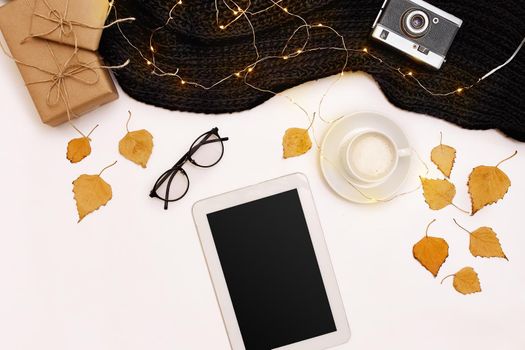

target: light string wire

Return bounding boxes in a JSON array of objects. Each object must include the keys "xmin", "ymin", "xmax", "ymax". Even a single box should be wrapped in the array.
[
  {"xmin": 321, "ymin": 146, "xmax": 430, "ymax": 203},
  {"xmin": 108, "ymin": 1, "xmax": 523, "ymax": 203},
  {"xmin": 112, "ymin": 0, "xmax": 525, "ymax": 120}
]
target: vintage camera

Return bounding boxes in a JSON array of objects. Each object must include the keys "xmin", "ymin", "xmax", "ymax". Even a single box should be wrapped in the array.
[{"xmin": 371, "ymin": 0, "xmax": 462, "ymax": 69}]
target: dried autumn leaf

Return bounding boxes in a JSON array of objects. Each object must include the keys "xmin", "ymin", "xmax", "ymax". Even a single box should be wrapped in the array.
[
  {"xmin": 66, "ymin": 125, "xmax": 98, "ymax": 164},
  {"xmin": 431, "ymin": 139, "xmax": 456, "ymax": 178},
  {"xmin": 413, "ymin": 219, "xmax": 449, "ymax": 277},
  {"xmin": 453, "ymin": 219, "xmax": 507, "ymax": 260},
  {"xmin": 468, "ymin": 167, "xmax": 510, "ymax": 214},
  {"xmin": 468, "ymin": 151, "xmax": 517, "ymax": 215},
  {"xmin": 119, "ymin": 111, "xmax": 154, "ymax": 168},
  {"xmin": 72, "ymin": 161, "xmax": 116, "ymax": 222},
  {"xmin": 413, "ymin": 237, "xmax": 449, "ymax": 277},
  {"xmin": 282, "ymin": 127, "xmax": 312, "ymax": 159},
  {"xmin": 67, "ymin": 137, "xmax": 91, "ymax": 163},
  {"xmin": 119, "ymin": 130, "xmax": 154, "ymax": 168},
  {"xmin": 442, "ymin": 267, "xmax": 481, "ymax": 295},
  {"xmin": 470, "ymin": 227, "xmax": 508, "ymax": 260},
  {"xmin": 420, "ymin": 177, "xmax": 456, "ymax": 210}
]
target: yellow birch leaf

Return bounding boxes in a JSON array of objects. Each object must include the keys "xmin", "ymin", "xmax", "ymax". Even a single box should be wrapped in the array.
[
  {"xmin": 412, "ymin": 219, "xmax": 449, "ymax": 277},
  {"xmin": 67, "ymin": 137, "xmax": 91, "ymax": 163},
  {"xmin": 420, "ymin": 177, "xmax": 456, "ymax": 210},
  {"xmin": 453, "ymin": 219, "xmax": 507, "ymax": 259},
  {"xmin": 282, "ymin": 128, "xmax": 312, "ymax": 159},
  {"xmin": 119, "ymin": 129, "xmax": 154, "ymax": 168},
  {"xmin": 72, "ymin": 162, "xmax": 116, "ymax": 222},
  {"xmin": 66, "ymin": 125, "xmax": 98, "ymax": 164},
  {"xmin": 468, "ymin": 152, "xmax": 516, "ymax": 214},
  {"xmin": 431, "ymin": 144, "xmax": 456, "ymax": 178},
  {"xmin": 470, "ymin": 227, "xmax": 508, "ymax": 259},
  {"xmin": 119, "ymin": 111, "xmax": 154, "ymax": 168},
  {"xmin": 443, "ymin": 267, "xmax": 482, "ymax": 295}
]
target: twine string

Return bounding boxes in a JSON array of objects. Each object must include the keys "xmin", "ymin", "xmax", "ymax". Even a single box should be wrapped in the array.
[
  {"xmin": 22, "ymin": 0, "xmax": 135, "ymax": 44},
  {"xmin": 0, "ymin": 33, "xmax": 129, "ymax": 137}
]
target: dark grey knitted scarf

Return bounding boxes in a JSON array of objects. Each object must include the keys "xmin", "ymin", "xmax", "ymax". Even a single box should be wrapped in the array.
[{"xmin": 100, "ymin": 0, "xmax": 525, "ymax": 141}]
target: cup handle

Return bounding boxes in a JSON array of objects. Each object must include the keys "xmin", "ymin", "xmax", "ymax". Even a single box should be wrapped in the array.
[{"xmin": 397, "ymin": 147, "xmax": 412, "ymax": 158}]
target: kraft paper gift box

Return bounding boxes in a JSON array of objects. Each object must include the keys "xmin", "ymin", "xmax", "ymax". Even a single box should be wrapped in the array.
[
  {"xmin": 28, "ymin": 0, "xmax": 110, "ymax": 51},
  {"xmin": 0, "ymin": 0, "xmax": 118, "ymax": 126}
]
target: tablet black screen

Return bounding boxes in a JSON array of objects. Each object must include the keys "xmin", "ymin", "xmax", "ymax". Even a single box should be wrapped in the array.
[{"xmin": 207, "ymin": 189, "xmax": 336, "ymax": 349}]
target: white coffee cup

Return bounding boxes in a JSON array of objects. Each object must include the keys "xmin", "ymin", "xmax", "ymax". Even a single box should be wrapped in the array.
[{"xmin": 341, "ymin": 129, "xmax": 411, "ymax": 185}]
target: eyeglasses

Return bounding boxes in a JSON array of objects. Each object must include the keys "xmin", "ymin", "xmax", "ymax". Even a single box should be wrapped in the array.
[{"xmin": 149, "ymin": 127, "xmax": 229, "ymax": 209}]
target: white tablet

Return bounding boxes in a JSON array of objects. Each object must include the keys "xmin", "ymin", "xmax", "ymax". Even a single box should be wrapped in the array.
[{"xmin": 192, "ymin": 173, "xmax": 350, "ymax": 350}]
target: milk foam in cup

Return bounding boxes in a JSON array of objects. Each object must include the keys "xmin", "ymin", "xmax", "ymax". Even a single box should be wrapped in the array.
[{"xmin": 341, "ymin": 130, "xmax": 411, "ymax": 185}]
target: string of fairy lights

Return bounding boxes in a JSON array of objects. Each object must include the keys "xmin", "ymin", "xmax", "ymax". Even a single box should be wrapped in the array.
[
  {"xmin": 113, "ymin": 0, "xmax": 524, "ymax": 128},
  {"xmin": 23, "ymin": 0, "xmax": 513, "ymax": 202}
]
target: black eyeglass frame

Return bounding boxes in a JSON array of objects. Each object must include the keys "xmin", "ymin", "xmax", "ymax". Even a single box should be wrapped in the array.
[{"xmin": 149, "ymin": 127, "xmax": 229, "ymax": 209}]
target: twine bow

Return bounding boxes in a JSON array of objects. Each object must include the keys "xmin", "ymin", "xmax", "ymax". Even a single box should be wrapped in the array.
[
  {"xmin": 32, "ymin": 6, "xmax": 75, "ymax": 41},
  {"xmin": 26, "ymin": 44, "xmax": 101, "ymax": 130},
  {"xmin": 22, "ymin": 0, "xmax": 135, "ymax": 44},
  {"xmin": 0, "ymin": 37, "xmax": 129, "ymax": 137}
]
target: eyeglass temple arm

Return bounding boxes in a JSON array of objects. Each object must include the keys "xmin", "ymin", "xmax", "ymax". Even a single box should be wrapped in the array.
[
  {"xmin": 149, "ymin": 153, "xmax": 190, "ymax": 197},
  {"xmin": 202, "ymin": 137, "xmax": 229, "ymax": 144}
]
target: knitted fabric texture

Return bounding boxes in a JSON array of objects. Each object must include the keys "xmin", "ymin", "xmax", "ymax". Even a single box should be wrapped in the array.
[{"xmin": 100, "ymin": 0, "xmax": 525, "ymax": 141}]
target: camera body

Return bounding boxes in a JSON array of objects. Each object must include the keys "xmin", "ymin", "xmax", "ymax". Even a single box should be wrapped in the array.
[{"xmin": 371, "ymin": 0, "xmax": 462, "ymax": 69}]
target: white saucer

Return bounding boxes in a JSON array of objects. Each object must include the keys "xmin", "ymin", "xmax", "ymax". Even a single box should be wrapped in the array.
[{"xmin": 320, "ymin": 112, "xmax": 411, "ymax": 203}]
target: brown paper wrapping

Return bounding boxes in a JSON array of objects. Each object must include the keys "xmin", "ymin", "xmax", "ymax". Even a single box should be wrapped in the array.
[
  {"xmin": 0, "ymin": 0, "xmax": 117, "ymax": 126},
  {"xmin": 30, "ymin": 0, "xmax": 110, "ymax": 51}
]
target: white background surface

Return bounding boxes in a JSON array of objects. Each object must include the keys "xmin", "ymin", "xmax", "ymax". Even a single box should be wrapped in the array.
[{"xmin": 0, "ymin": 46, "xmax": 524, "ymax": 350}]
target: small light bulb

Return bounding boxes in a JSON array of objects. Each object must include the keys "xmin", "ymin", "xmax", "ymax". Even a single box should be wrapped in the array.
[
  {"xmin": 296, "ymin": 49, "xmax": 302, "ymax": 54},
  {"xmin": 146, "ymin": 60, "xmax": 152, "ymax": 65},
  {"xmin": 178, "ymin": 0, "xmax": 182, "ymax": 4},
  {"xmin": 407, "ymin": 71, "xmax": 413, "ymax": 76},
  {"xmin": 283, "ymin": 7, "xmax": 288, "ymax": 12},
  {"xmin": 181, "ymin": 80, "xmax": 186, "ymax": 84},
  {"xmin": 219, "ymin": 25, "xmax": 225, "ymax": 30},
  {"xmin": 283, "ymin": 55, "xmax": 289, "ymax": 60},
  {"xmin": 233, "ymin": 10, "xmax": 238, "ymax": 15},
  {"xmin": 235, "ymin": 72, "xmax": 241, "ymax": 77},
  {"xmin": 150, "ymin": 46, "xmax": 155, "ymax": 52},
  {"xmin": 340, "ymin": 72, "xmax": 344, "ymax": 77},
  {"xmin": 317, "ymin": 23, "xmax": 323, "ymax": 27},
  {"xmin": 363, "ymin": 47, "xmax": 368, "ymax": 53},
  {"xmin": 247, "ymin": 67, "xmax": 254, "ymax": 72},
  {"xmin": 456, "ymin": 87, "xmax": 463, "ymax": 93}
]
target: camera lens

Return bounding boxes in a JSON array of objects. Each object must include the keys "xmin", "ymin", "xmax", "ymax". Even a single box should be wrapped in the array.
[
  {"xmin": 410, "ymin": 14, "xmax": 425, "ymax": 29},
  {"xmin": 402, "ymin": 9, "xmax": 430, "ymax": 37}
]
